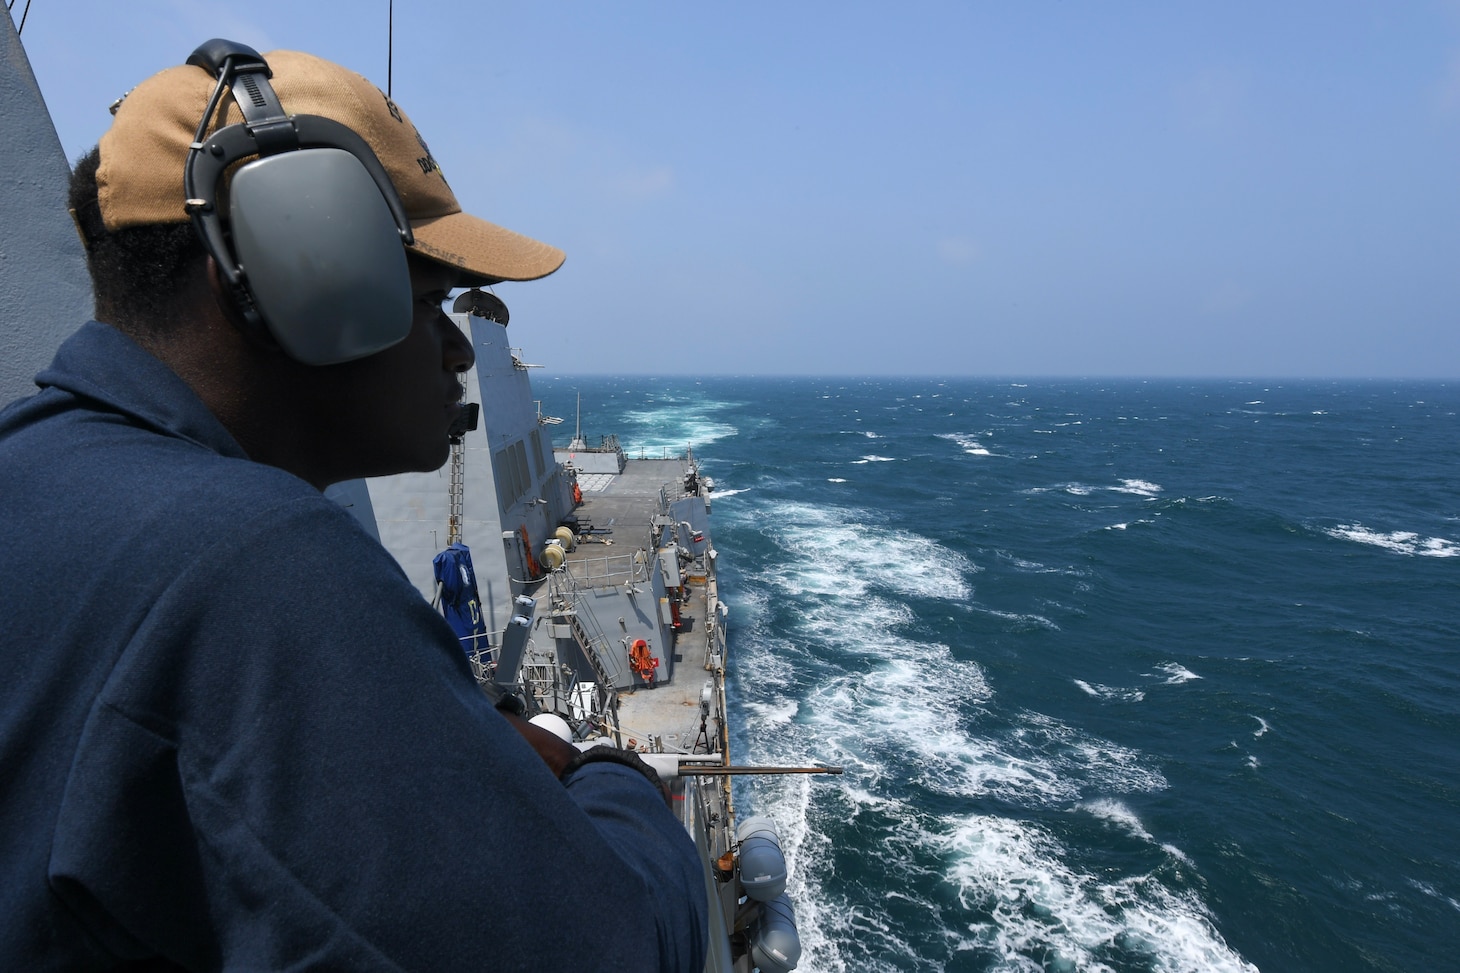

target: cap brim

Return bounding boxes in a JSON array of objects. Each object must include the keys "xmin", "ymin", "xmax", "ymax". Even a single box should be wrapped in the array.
[{"xmin": 408, "ymin": 211, "xmax": 565, "ymax": 286}]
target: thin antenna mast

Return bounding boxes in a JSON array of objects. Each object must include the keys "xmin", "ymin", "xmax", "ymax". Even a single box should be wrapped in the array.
[
  {"xmin": 387, "ymin": 0, "xmax": 394, "ymax": 97},
  {"xmin": 570, "ymin": 392, "xmax": 588, "ymax": 450}
]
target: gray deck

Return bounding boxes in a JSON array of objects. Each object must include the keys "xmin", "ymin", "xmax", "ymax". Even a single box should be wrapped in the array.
[{"xmin": 564, "ymin": 457, "xmax": 719, "ymax": 756}]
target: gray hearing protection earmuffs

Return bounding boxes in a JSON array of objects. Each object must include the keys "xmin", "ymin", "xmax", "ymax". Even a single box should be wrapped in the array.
[{"xmin": 182, "ymin": 39, "xmax": 414, "ymax": 366}]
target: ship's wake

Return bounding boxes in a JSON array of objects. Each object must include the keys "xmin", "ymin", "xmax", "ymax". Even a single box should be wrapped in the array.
[{"xmin": 723, "ymin": 497, "xmax": 1256, "ymax": 973}]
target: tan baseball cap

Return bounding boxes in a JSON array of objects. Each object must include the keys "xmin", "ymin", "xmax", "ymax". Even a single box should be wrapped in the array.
[{"xmin": 97, "ymin": 48, "xmax": 564, "ymax": 285}]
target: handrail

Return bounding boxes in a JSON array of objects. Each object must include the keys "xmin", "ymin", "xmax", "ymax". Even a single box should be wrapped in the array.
[{"xmin": 557, "ymin": 549, "xmax": 651, "ymax": 589}]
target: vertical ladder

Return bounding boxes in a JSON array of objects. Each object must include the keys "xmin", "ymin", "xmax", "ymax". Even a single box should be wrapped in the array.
[{"xmin": 446, "ymin": 370, "xmax": 467, "ymax": 545}]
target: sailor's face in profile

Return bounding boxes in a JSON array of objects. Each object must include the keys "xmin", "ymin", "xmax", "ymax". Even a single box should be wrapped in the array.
[{"xmin": 319, "ymin": 254, "xmax": 475, "ymax": 479}]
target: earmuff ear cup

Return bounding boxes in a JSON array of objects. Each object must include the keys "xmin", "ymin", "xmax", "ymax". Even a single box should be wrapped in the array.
[{"xmin": 227, "ymin": 148, "xmax": 412, "ymax": 366}]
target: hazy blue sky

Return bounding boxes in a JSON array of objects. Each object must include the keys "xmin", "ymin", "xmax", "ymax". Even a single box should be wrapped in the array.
[{"xmin": 15, "ymin": 1, "xmax": 1460, "ymax": 376}]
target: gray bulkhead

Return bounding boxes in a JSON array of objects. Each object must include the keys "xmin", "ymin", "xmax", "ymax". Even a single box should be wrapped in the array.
[{"xmin": 0, "ymin": 16, "xmax": 92, "ymax": 409}]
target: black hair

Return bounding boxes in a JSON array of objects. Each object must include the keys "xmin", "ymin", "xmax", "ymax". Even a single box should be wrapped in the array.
[{"xmin": 69, "ymin": 146, "xmax": 207, "ymax": 334}]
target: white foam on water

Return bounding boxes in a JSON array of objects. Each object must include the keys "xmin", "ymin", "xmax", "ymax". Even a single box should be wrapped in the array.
[
  {"xmin": 736, "ymin": 639, "xmax": 798, "ymax": 689},
  {"xmin": 1023, "ymin": 484, "xmax": 1091, "ymax": 496},
  {"xmin": 1079, "ymin": 798, "xmax": 1154, "ymax": 843},
  {"xmin": 1003, "ymin": 554, "xmax": 1051, "ymax": 573},
  {"xmin": 977, "ymin": 607, "xmax": 1060, "ymax": 631},
  {"xmin": 1106, "ymin": 518, "xmax": 1155, "ymax": 531},
  {"xmin": 1162, "ymin": 843, "xmax": 1194, "ymax": 865},
  {"xmin": 619, "ymin": 405, "xmax": 738, "ymax": 453},
  {"xmin": 1151, "ymin": 662, "xmax": 1202, "ymax": 685},
  {"xmin": 1408, "ymin": 879, "xmax": 1460, "ymax": 913},
  {"xmin": 1111, "ymin": 479, "xmax": 1163, "ymax": 497},
  {"xmin": 1074, "ymin": 679, "xmax": 1146, "ymax": 703},
  {"xmin": 1323, "ymin": 523, "xmax": 1460, "ymax": 557},
  {"xmin": 793, "ymin": 679, "xmax": 1167, "ymax": 807},
  {"xmin": 730, "ymin": 496, "xmax": 1251, "ymax": 971},
  {"xmin": 937, "ymin": 432, "xmax": 995, "ymax": 457},
  {"xmin": 851, "ymin": 454, "xmax": 897, "ymax": 464},
  {"xmin": 826, "ymin": 477, "xmax": 848, "ymax": 483},
  {"xmin": 942, "ymin": 814, "xmax": 1259, "ymax": 973},
  {"xmin": 1251, "ymin": 716, "xmax": 1270, "ymax": 738},
  {"xmin": 793, "ymin": 599, "xmax": 916, "ymax": 656},
  {"xmin": 742, "ymin": 570, "xmax": 1069, "ymax": 810},
  {"xmin": 740, "ymin": 656, "xmax": 1176, "ymax": 970},
  {"xmin": 707, "ymin": 486, "xmax": 749, "ymax": 499},
  {"xmin": 752, "ymin": 773, "xmax": 842, "ymax": 967},
  {"xmin": 760, "ymin": 501, "xmax": 976, "ymax": 603},
  {"xmin": 744, "ymin": 698, "xmax": 800, "ymax": 724},
  {"xmin": 1020, "ymin": 711, "xmax": 1168, "ymax": 798}
]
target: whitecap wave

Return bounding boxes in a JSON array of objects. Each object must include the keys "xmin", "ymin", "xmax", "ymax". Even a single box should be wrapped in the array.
[
  {"xmin": 1151, "ymin": 662, "xmax": 1202, "ymax": 685},
  {"xmin": 943, "ymin": 814, "xmax": 1259, "ymax": 973},
  {"xmin": 1105, "ymin": 518, "xmax": 1155, "ymax": 532},
  {"xmin": 978, "ymin": 607, "xmax": 1060, "ymax": 631},
  {"xmin": 996, "ymin": 554, "xmax": 1084, "ymax": 578},
  {"xmin": 851, "ymin": 455, "xmax": 897, "ymax": 464},
  {"xmin": 744, "ymin": 699, "xmax": 799, "ymax": 724},
  {"xmin": 937, "ymin": 432, "xmax": 994, "ymax": 457},
  {"xmin": 728, "ymin": 494, "xmax": 1254, "ymax": 971},
  {"xmin": 1080, "ymin": 797, "xmax": 1154, "ymax": 843},
  {"xmin": 1323, "ymin": 523, "xmax": 1459, "ymax": 557},
  {"xmin": 620, "ymin": 404, "xmax": 739, "ymax": 453},
  {"xmin": 1074, "ymin": 679, "xmax": 1146, "ymax": 703},
  {"xmin": 1408, "ymin": 879, "xmax": 1460, "ymax": 913},
  {"xmin": 756, "ymin": 500, "xmax": 976, "ymax": 602},
  {"xmin": 1112, "ymin": 479, "xmax": 1163, "ymax": 497}
]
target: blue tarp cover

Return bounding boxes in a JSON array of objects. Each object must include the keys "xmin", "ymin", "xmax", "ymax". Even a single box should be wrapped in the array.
[{"xmin": 432, "ymin": 543, "xmax": 487, "ymax": 655}]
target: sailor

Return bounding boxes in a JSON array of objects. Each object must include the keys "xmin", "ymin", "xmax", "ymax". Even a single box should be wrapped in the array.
[{"xmin": 0, "ymin": 42, "xmax": 706, "ymax": 970}]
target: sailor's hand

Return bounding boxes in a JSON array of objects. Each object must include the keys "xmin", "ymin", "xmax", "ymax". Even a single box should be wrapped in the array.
[{"xmin": 499, "ymin": 710, "xmax": 578, "ymax": 779}]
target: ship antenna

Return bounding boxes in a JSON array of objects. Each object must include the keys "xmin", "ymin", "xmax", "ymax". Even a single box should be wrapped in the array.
[{"xmin": 386, "ymin": 0, "xmax": 394, "ymax": 97}]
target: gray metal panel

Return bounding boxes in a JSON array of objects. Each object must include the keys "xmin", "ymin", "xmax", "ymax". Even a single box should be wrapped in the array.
[{"xmin": 0, "ymin": 17, "xmax": 92, "ymax": 408}]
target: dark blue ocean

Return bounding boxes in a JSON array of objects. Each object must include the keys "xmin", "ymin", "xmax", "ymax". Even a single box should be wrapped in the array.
[{"xmin": 540, "ymin": 377, "xmax": 1460, "ymax": 973}]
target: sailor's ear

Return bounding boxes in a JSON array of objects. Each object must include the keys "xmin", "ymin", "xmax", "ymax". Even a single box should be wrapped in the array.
[{"xmin": 205, "ymin": 255, "xmax": 284, "ymax": 355}]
